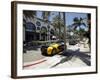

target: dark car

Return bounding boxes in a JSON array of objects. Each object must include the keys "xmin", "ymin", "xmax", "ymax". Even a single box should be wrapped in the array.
[{"xmin": 69, "ymin": 35, "xmax": 78, "ymax": 45}]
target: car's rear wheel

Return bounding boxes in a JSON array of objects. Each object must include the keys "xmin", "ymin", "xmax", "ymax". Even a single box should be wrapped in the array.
[{"xmin": 41, "ymin": 46, "xmax": 48, "ymax": 56}]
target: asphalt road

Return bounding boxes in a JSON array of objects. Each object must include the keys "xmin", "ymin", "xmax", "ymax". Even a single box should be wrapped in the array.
[{"xmin": 23, "ymin": 43, "xmax": 91, "ymax": 69}]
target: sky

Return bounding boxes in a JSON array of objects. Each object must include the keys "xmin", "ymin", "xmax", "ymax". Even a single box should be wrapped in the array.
[
  {"xmin": 66, "ymin": 12, "xmax": 88, "ymax": 31},
  {"xmin": 36, "ymin": 10, "xmax": 88, "ymax": 31}
]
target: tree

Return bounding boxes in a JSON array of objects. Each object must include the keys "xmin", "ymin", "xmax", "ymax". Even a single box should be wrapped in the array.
[
  {"xmin": 41, "ymin": 11, "xmax": 51, "ymax": 41},
  {"xmin": 52, "ymin": 13, "xmax": 64, "ymax": 39},
  {"xmin": 42, "ymin": 11, "xmax": 51, "ymax": 22},
  {"xmin": 71, "ymin": 17, "xmax": 87, "ymax": 40},
  {"xmin": 41, "ymin": 27, "xmax": 47, "ymax": 41},
  {"xmin": 63, "ymin": 12, "xmax": 67, "ymax": 50},
  {"xmin": 84, "ymin": 14, "xmax": 91, "ymax": 48},
  {"xmin": 72, "ymin": 17, "xmax": 86, "ymax": 30},
  {"xmin": 23, "ymin": 10, "xmax": 36, "ymax": 19}
]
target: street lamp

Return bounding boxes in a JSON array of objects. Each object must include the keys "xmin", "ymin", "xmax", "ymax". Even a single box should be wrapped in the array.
[{"xmin": 70, "ymin": 31, "xmax": 74, "ymax": 36}]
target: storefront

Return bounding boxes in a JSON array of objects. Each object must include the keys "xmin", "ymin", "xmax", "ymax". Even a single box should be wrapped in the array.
[{"xmin": 25, "ymin": 22, "xmax": 36, "ymax": 42}]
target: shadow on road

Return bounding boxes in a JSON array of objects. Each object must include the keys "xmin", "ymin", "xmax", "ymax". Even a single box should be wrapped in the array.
[{"xmin": 51, "ymin": 49, "xmax": 91, "ymax": 68}]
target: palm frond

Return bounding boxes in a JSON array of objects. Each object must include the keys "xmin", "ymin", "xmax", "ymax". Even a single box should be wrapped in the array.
[{"xmin": 23, "ymin": 10, "xmax": 36, "ymax": 19}]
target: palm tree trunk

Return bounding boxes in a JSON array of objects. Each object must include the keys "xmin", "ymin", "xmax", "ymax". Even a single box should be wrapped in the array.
[
  {"xmin": 63, "ymin": 12, "xmax": 67, "ymax": 50},
  {"xmin": 42, "ymin": 12, "xmax": 51, "ymax": 41},
  {"xmin": 87, "ymin": 14, "xmax": 91, "ymax": 49},
  {"xmin": 59, "ymin": 12, "xmax": 61, "ymax": 39}
]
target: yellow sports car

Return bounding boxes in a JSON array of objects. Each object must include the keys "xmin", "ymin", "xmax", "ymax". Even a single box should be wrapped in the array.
[{"xmin": 41, "ymin": 43, "xmax": 65, "ymax": 56}]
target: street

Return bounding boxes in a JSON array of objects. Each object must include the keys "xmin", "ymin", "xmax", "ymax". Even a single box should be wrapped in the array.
[{"xmin": 23, "ymin": 42, "xmax": 90, "ymax": 69}]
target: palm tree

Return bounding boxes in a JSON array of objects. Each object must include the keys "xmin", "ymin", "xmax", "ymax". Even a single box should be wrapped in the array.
[
  {"xmin": 72, "ymin": 17, "xmax": 86, "ymax": 30},
  {"xmin": 71, "ymin": 17, "xmax": 87, "ymax": 40},
  {"xmin": 23, "ymin": 10, "xmax": 36, "ymax": 19},
  {"xmin": 86, "ymin": 14, "xmax": 91, "ymax": 48},
  {"xmin": 52, "ymin": 13, "xmax": 64, "ymax": 39},
  {"xmin": 63, "ymin": 12, "xmax": 67, "ymax": 50},
  {"xmin": 42, "ymin": 11, "xmax": 51, "ymax": 22},
  {"xmin": 41, "ymin": 11, "xmax": 51, "ymax": 41},
  {"xmin": 41, "ymin": 27, "xmax": 47, "ymax": 41}
]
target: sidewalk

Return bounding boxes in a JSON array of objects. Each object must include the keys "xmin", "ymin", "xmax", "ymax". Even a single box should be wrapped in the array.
[
  {"xmin": 67, "ymin": 42, "xmax": 90, "ymax": 53},
  {"xmin": 23, "ymin": 48, "xmax": 45, "ymax": 63}
]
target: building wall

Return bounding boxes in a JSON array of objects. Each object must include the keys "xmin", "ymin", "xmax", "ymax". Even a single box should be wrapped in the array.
[{"xmin": 23, "ymin": 16, "xmax": 55, "ymax": 42}]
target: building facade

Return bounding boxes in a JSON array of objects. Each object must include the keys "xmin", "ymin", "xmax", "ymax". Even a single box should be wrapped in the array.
[{"xmin": 23, "ymin": 16, "xmax": 55, "ymax": 43}]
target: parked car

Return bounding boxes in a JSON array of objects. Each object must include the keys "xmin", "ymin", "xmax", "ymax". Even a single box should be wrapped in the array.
[
  {"xmin": 69, "ymin": 40, "xmax": 77, "ymax": 45},
  {"xmin": 69, "ymin": 35, "xmax": 78, "ymax": 45},
  {"xmin": 41, "ymin": 43, "xmax": 65, "ymax": 56}
]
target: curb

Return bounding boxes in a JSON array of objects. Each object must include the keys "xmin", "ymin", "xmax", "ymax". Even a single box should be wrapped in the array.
[{"xmin": 23, "ymin": 58, "xmax": 47, "ymax": 68}]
